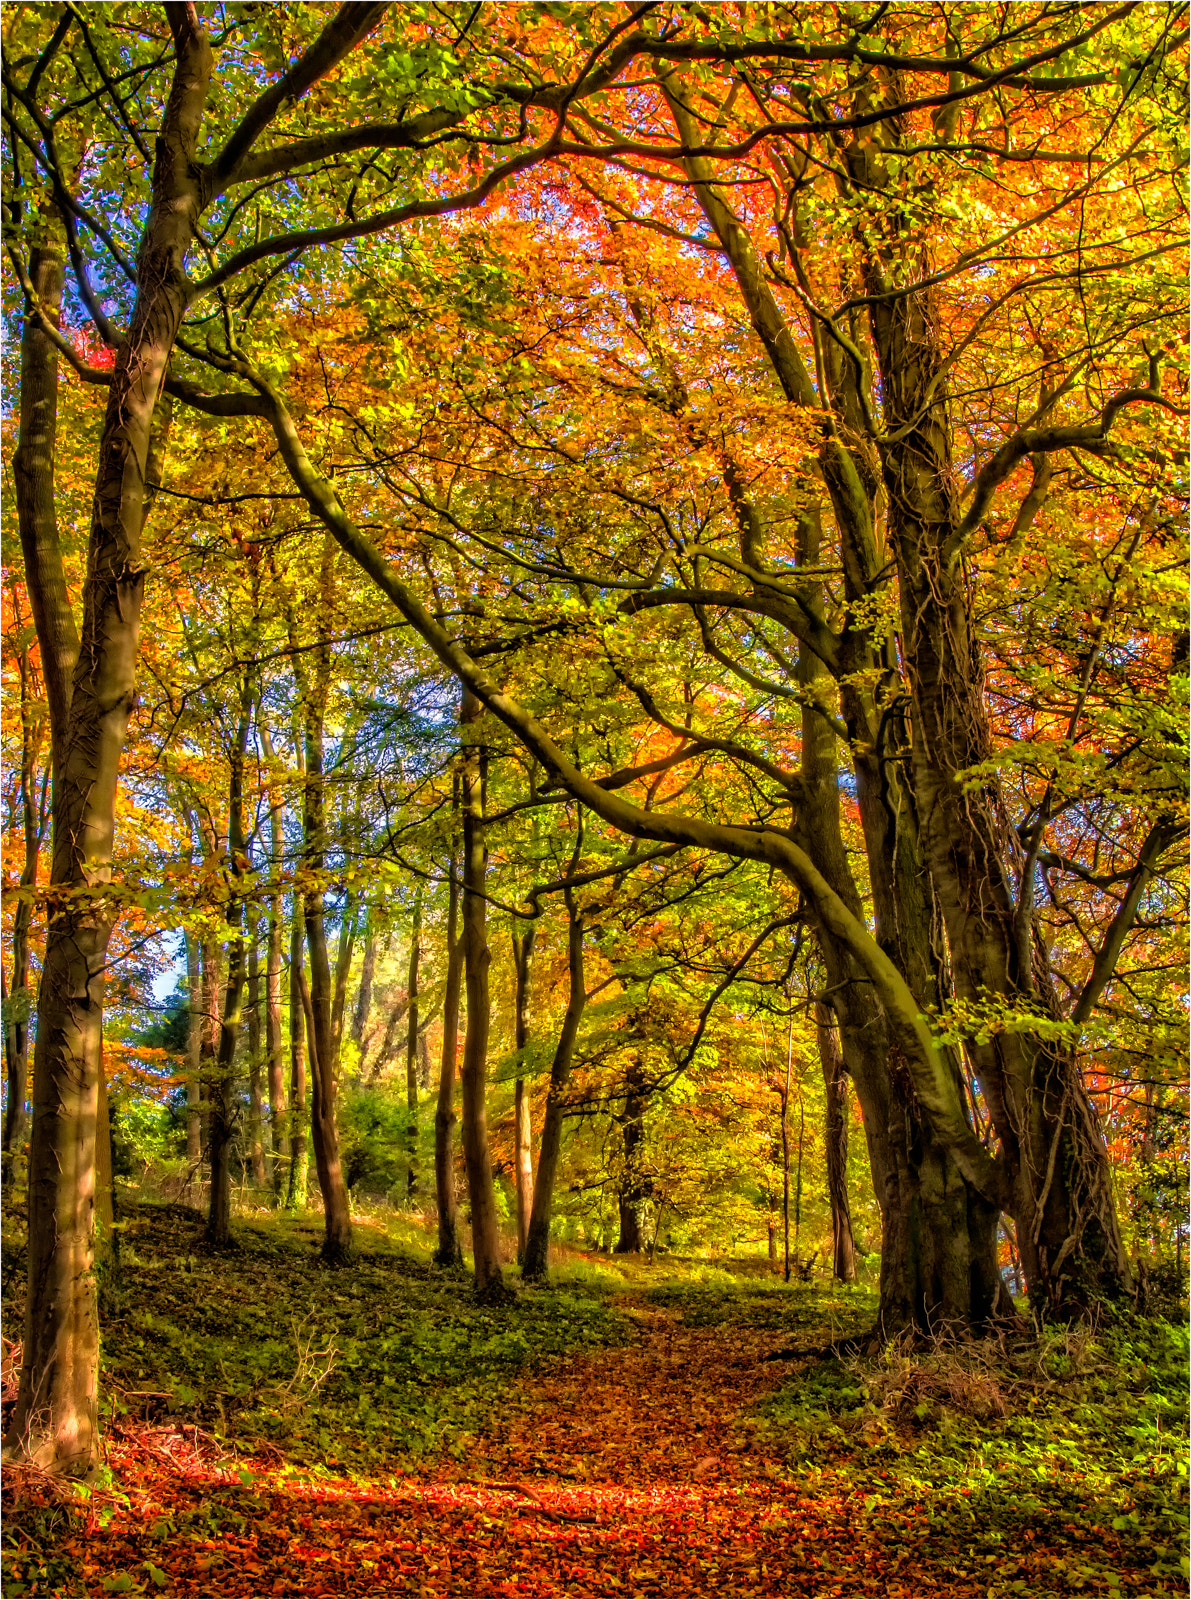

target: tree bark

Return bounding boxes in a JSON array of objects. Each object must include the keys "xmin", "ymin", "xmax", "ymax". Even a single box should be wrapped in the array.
[
  {"xmin": 405, "ymin": 885, "xmax": 423, "ymax": 1201},
  {"xmin": 434, "ymin": 802, "xmax": 464, "ymax": 1267},
  {"xmin": 816, "ymin": 1001, "xmax": 857, "ymax": 1283},
  {"xmin": 246, "ymin": 907, "xmax": 267, "ymax": 1185},
  {"xmin": 522, "ymin": 886, "xmax": 586, "ymax": 1280},
  {"xmin": 183, "ymin": 929, "xmax": 203, "ymax": 1170},
  {"xmin": 2, "ymin": 613, "xmax": 49, "ymax": 1182},
  {"xmin": 349, "ymin": 913, "xmax": 378, "ymax": 1063},
  {"xmin": 263, "ymin": 764, "xmax": 286, "ymax": 1203},
  {"xmin": 6, "ymin": 15, "xmax": 214, "ymax": 1473},
  {"xmin": 331, "ymin": 890, "xmax": 357, "ymax": 1070},
  {"xmin": 295, "ymin": 546, "xmax": 353, "ymax": 1263},
  {"xmin": 206, "ymin": 680, "xmax": 253, "ymax": 1248},
  {"xmin": 511, "ymin": 921, "xmax": 537, "ymax": 1261},
  {"xmin": 852, "ymin": 102, "xmax": 1129, "ymax": 1310},
  {"xmin": 286, "ymin": 909, "xmax": 309, "ymax": 1212},
  {"xmin": 615, "ymin": 1059, "xmax": 649, "ymax": 1254},
  {"xmin": 458, "ymin": 690, "xmax": 506, "ymax": 1298}
]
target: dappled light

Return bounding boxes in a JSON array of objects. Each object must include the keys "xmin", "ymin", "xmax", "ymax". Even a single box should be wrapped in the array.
[{"xmin": 2, "ymin": 3, "xmax": 1187, "ymax": 1595}]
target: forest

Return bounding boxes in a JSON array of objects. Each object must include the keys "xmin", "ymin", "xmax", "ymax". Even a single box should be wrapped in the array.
[{"xmin": 0, "ymin": 3, "xmax": 1187, "ymax": 1597}]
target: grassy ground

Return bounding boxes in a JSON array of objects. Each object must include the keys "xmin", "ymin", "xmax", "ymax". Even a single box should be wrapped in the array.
[{"xmin": 2, "ymin": 1196, "xmax": 1188, "ymax": 1597}]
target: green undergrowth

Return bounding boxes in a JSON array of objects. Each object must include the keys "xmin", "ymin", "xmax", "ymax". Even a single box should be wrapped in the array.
[
  {"xmin": 645, "ymin": 1273, "xmax": 880, "ymax": 1340},
  {"xmin": 747, "ymin": 1312, "xmax": 1190, "ymax": 1598},
  {"xmin": 8, "ymin": 1199, "xmax": 635, "ymax": 1475}
]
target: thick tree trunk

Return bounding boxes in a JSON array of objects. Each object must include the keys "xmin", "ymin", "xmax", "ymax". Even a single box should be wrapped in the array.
[
  {"xmin": 522, "ymin": 891, "xmax": 585, "ymax": 1281},
  {"xmin": 5, "ymin": 18, "xmax": 213, "ymax": 1475},
  {"xmin": 816, "ymin": 1002, "xmax": 857, "ymax": 1283},
  {"xmin": 458, "ymin": 690, "xmax": 506, "ymax": 1299},
  {"xmin": 511, "ymin": 922, "xmax": 536, "ymax": 1261},
  {"xmin": 405, "ymin": 886, "xmax": 422, "ymax": 1201},
  {"xmin": 615, "ymin": 1059, "xmax": 648, "ymax": 1254},
  {"xmin": 434, "ymin": 827, "xmax": 464, "ymax": 1267},
  {"xmin": 286, "ymin": 910, "xmax": 309, "ymax": 1212},
  {"xmin": 862, "ymin": 194, "xmax": 1128, "ymax": 1312}
]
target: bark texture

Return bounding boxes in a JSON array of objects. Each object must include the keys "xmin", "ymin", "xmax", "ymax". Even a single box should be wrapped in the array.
[
  {"xmin": 522, "ymin": 889, "xmax": 585, "ymax": 1281},
  {"xmin": 816, "ymin": 1002, "xmax": 857, "ymax": 1283},
  {"xmin": 434, "ymin": 824, "xmax": 464, "ymax": 1267},
  {"xmin": 8, "ymin": 14, "xmax": 214, "ymax": 1473},
  {"xmin": 458, "ymin": 691, "xmax": 506, "ymax": 1298},
  {"xmin": 511, "ymin": 922, "xmax": 536, "ymax": 1260}
]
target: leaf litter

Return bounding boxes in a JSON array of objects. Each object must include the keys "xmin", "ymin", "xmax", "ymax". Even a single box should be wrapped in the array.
[{"xmin": 2, "ymin": 1202, "xmax": 1186, "ymax": 1598}]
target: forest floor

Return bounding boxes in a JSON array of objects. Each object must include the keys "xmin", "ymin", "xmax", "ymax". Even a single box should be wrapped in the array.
[{"xmin": 1, "ymin": 1198, "xmax": 1188, "ymax": 1599}]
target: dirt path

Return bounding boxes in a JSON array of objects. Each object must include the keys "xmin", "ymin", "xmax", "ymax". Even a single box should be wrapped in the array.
[
  {"xmin": 80, "ymin": 1301, "xmax": 939, "ymax": 1599},
  {"xmin": 14, "ymin": 1300, "xmax": 1138, "ymax": 1598}
]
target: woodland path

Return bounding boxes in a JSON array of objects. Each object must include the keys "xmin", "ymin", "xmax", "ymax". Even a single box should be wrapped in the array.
[
  {"xmin": 8, "ymin": 1276, "xmax": 1164, "ymax": 1599},
  {"xmin": 56, "ymin": 1294, "xmax": 1085, "ymax": 1600},
  {"xmin": 101, "ymin": 1298, "xmax": 894, "ymax": 1599}
]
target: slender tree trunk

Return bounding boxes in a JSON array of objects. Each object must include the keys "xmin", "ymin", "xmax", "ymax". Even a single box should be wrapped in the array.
[
  {"xmin": 405, "ymin": 885, "xmax": 423, "ymax": 1201},
  {"xmin": 293, "ymin": 538, "xmax": 352, "ymax": 1263},
  {"xmin": 246, "ymin": 910, "xmax": 267, "ymax": 1186},
  {"xmin": 264, "ymin": 778, "xmax": 286, "ymax": 1203},
  {"xmin": 183, "ymin": 930, "xmax": 203, "ymax": 1170},
  {"xmin": 349, "ymin": 912, "xmax": 378, "ymax": 1073},
  {"xmin": 615, "ymin": 1059, "xmax": 648, "ymax": 1255},
  {"xmin": 286, "ymin": 909, "xmax": 309, "ymax": 1212},
  {"xmin": 331, "ymin": 889, "xmax": 357, "ymax": 1071},
  {"xmin": 511, "ymin": 921, "xmax": 536, "ymax": 1261},
  {"xmin": 2, "ymin": 629, "xmax": 48, "ymax": 1181},
  {"xmin": 207, "ymin": 682, "xmax": 253, "ymax": 1247},
  {"xmin": 434, "ymin": 813, "xmax": 464, "ymax": 1267},
  {"xmin": 458, "ymin": 690, "xmax": 505, "ymax": 1299},
  {"xmin": 522, "ymin": 887, "xmax": 586, "ymax": 1281},
  {"xmin": 199, "ymin": 930, "xmax": 219, "ymax": 1158},
  {"xmin": 366, "ymin": 998, "xmax": 409, "ymax": 1086},
  {"xmin": 781, "ymin": 1023, "xmax": 791, "ymax": 1284},
  {"xmin": 816, "ymin": 1001, "xmax": 857, "ymax": 1282}
]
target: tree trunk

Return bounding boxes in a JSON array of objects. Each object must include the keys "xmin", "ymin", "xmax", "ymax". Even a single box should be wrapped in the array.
[
  {"xmin": 522, "ymin": 888, "xmax": 585, "ymax": 1281},
  {"xmin": 816, "ymin": 1001, "xmax": 857, "ymax": 1283},
  {"xmin": 206, "ymin": 682, "xmax": 253, "ymax": 1248},
  {"xmin": 5, "ymin": 17, "xmax": 213, "ymax": 1474},
  {"xmin": 405, "ymin": 885, "xmax": 422, "ymax": 1202},
  {"xmin": 264, "ymin": 779, "xmax": 286, "ymax": 1204},
  {"xmin": 434, "ymin": 817, "xmax": 464, "ymax": 1267},
  {"xmin": 2, "ymin": 626, "xmax": 48, "ymax": 1182},
  {"xmin": 511, "ymin": 921, "xmax": 536, "ymax": 1261},
  {"xmin": 286, "ymin": 909, "xmax": 309, "ymax": 1212},
  {"xmin": 366, "ymin": 997, "xmax": 409, "ymax": 1086},
  {"xmin": 183, "ymin": 929, "xmax": 203, "ymax": 1170},
  {"xmin": 349, "ymin": 914, "xmax": 378, "ymax": 1088},
  {"xmin": 246, "ymin": 907, "xmax": 267, "ymax": 1185},
  {"xmin": 780, "ymin": 1026, "xmax": 791, "ymax": 1284},
  {"xmin": 331, "ymin": 890, "xmax": 357, "ymax": 1071},
  {"xmin": 296, "ymin": 560, "xmax": 353, "ymax": 1264},
  {"xmin": 615, "ymin": 1059, "xmax": 648, "ymax": 1255},
  {"xmin": 458, "ymin": 690, "xmax": 506, "ymax": 1299}
]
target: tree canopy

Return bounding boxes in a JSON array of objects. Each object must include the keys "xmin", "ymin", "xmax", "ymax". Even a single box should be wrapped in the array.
[{"xmin": 1, "ymin": 0, "xmax": 1186, "ymax": 1486}]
